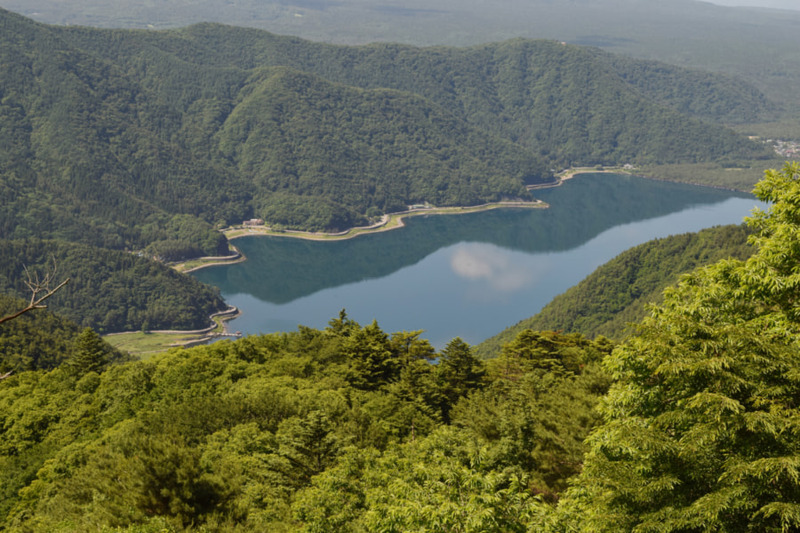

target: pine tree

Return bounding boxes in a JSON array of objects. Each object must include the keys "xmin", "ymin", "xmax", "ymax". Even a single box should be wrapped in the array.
[
  {"xmin": 437, "ymin": 337, "xmax": 486, "ymax": 419},
  {"xmin": 68, "ymin": 328, "xmax": 109, "ymax": 376}
]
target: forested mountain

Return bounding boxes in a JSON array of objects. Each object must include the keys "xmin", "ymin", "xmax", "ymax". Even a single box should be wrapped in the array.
[
  {"xmin": 0, "ymin": 239, "xmax": 227, "ymax": 333},
  {"xmin": 5, "ymin": 0, "xmax": 799, "ymax": 107},
  {"xmin": 477, "ymin": 224, "xmax": 756, "ymax": 356},
  {"xmin": 0, "ymin": 8, "xmax": 770, "ymax": 244},
  {"xmin": 2, "ymin": 164, "xmax": 800, "ymax": 531}
]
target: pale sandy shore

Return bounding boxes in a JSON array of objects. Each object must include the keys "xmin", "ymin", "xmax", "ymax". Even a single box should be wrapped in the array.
[{"xmin": 223, "ymin": 200, "xmax": 547, "ymax": 243}]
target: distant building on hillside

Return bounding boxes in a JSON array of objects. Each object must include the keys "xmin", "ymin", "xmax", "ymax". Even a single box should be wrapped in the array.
[{"xmin": 243, "ymin": 218, "xmax": 264, "ymax": 226}]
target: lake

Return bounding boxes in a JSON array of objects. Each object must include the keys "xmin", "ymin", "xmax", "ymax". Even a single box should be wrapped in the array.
[{"xmin": 192, "ymin": 173, "xmax": 765, "ymax": 348}]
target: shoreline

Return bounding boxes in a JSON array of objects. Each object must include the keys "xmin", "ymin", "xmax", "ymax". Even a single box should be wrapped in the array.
[
  {"xmin": 171, "ymin": 167, "xmax": 637, "ymax": 272},
  {"xmin": 223, "ymin": 199, "xmax": 548, "ymax": 243}
]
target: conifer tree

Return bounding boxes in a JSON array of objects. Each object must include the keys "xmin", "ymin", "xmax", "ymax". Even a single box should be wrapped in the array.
[
  {"xmin": 68, "ymin": 328, "xmax": 109, "ymax": 376},
  {"xmin": 437, "ymin": 337, "xmax": 486, "ymax": 419}
]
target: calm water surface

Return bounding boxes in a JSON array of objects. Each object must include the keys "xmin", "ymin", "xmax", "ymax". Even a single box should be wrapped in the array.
[{"xmin": 193, "ymin": 174, "xmax": 765, "ymax": 347}]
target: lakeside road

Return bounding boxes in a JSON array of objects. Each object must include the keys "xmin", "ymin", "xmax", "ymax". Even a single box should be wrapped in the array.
[{"xmin": 223, "ymin": 200, "xmax": 548, "ymax": 243}]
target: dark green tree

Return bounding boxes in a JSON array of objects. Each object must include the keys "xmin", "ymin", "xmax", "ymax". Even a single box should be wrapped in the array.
[
  {"xmin": 437, "ymin": 337, "xmax": 486, "ymax": 420},
  {"xmin": 342, "ymin": 320, "xmax": 400, "ymax": 390},
  {"xmin": 67, "ymin": 328, "xmax": 110, "ymax": 376}
]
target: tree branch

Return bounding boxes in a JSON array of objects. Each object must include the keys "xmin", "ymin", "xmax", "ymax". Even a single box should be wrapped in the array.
[
  {"xmin": 0, "ymin": 261, "xmax": 70, "ymax": 380},
  {"xmin": 0, "ymin": 277, "xmax": 70, "ymax": 326}
]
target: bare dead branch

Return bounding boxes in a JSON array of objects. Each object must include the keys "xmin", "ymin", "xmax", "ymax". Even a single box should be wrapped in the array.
[
  {"xmin": 0, "ymin": 277, "xmax": 70, "ymax": 326},
  {"xmin": 1, "ymin": 258, "xmax": 70, "ymax": 326},
  {"xmin": 0, "ymin": 260, "xmax": 70, "ymax": 380}
]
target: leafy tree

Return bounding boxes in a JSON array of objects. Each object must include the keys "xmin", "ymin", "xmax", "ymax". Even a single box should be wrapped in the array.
[
  {"xmin": 296, "ymin": 428, "xmax": 546, "ymax": 533},
  {"xmin": 268, "ymin": 411, "xmax": 344, "ymax": 489},
  {"xmin": 562, "ymin": 163, "xmax": 800, "ymax": 532}
]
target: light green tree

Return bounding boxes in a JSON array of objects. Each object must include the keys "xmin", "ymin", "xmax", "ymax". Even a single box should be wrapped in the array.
[{"xmin": 561, "ymin": 163, "xmax": 800, "ymax": 532}]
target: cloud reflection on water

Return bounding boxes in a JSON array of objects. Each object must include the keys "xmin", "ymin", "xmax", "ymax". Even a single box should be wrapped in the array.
[{"xmin": 450, "ymin": 244, "xmax": 537, "ymax": 292}]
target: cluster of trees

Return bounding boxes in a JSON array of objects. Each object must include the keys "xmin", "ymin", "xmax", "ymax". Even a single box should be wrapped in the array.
[
  {"xmin": 0, "ymin": 309, "xmax": 612, "ymax": 531},
  {"xmin": 2, "ymin": 164, "xmax": 800, "ymax": 531},
  {"xmin": 0, "ymin": 239, "xmax": 227, "ymax": 333}
]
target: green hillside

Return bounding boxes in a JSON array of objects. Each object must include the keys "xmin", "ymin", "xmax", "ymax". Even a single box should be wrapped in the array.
[
  {"xmin": 0, "ymin": 313, "xmax": 612, "ymax": 530},
  {"xmin": 0, "ymin": 240, "xmax": 228, "ymax": 333},
  {"xmin": 0, "ymin": 8, "xmax": 771, "ymax": 247},
  {"xmin": 476, "ymin": 224, "xmax": 756, "ymax": 357},
  {"xmin": 63, "ymin": 23, "xmax": 772, "ymax": 159}
]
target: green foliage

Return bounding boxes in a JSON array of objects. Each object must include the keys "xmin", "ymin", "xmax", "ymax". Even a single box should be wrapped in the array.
[
  {"xmin": 67, "ymin": 328, "xmax": 113, "ymax": 376},
  {"xmin": 10, "ymin": 0, "xmax": 800, "ymax": 112},
  {"xmin": 437, "ymin": 337, "xmax": 486, "ymax": 421},
  {"xmin": 560, "ymin": 163, "xmax": 800, "ymax": 532},
  {"xmin": 0, "ymin": 239, "xmax": 227, "ymax": 332},
  {"xmin": 0, "ymin": 295, "xmax": 126, "ymax": 374},
  {"xmin": 0, "ymin": 314, "xmax": 611, "ymax": 531},
  {"xmin": 0, "ymin": 294, "xmax": 80, "ymax": 372}
]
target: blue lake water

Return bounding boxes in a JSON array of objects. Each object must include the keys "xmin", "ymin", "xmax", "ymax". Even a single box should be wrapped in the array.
[{"xmin": 192, "ymin": 173, "xmax": 765, "ymax": 348}]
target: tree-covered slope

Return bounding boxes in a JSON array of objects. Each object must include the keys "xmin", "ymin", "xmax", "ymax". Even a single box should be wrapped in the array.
[
  {"xmin": 0, "ymin": 7, "xmax": 771, "ymax": 243},
  {"xmin": 7, "ymin": 0, "xmax": 800, "ymax": 106},
  {"xmin": 0, "ymin": 10, "xmax": 239, "ymax": 256},
  {"xmin": 477, "ymin": 224, "xmax": 756, "ymax": 357},
  {"xmin": 216, "ymin": 66, "xmax": 542, "ymax": 224},
  {"xmin": 0, "ymin": 239, "xmax": 227, "ymax": 333}
]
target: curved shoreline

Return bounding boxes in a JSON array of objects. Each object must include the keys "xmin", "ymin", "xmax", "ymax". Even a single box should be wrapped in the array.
[
  {"xmin": 175, "ymin": 245, "xmax": 247, "ymax": 273},
  {"xmin": 170, "ymin": 170, "xmax": 626, "ymax": 271},
  {"xmin": 178, "ymin": 168, "xmax": 644, "ymax": 264},
  {"xmin": 223, "ymin": 199, "xmax": 548, "ymax": 243}
]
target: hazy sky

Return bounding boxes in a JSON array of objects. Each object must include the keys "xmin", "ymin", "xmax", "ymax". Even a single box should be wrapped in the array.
[{"xmin": 707, "ymin": 0, "xmax": 799, "ymax": 9}]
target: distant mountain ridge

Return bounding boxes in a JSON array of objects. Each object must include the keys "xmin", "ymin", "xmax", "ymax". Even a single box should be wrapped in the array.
[
  {"xmin": 5, "ymin": 0, "xmax": 800, "ymax": 105},
  {"xmin": 0, "ymin": 8, "xmax": 771, "ymax": 251}
]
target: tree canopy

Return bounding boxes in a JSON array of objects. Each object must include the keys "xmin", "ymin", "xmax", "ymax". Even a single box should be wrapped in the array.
[{"xmin": 557, "ymin": 163, "xmax": 800, "ymax": 532}]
